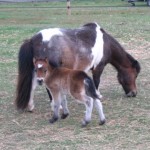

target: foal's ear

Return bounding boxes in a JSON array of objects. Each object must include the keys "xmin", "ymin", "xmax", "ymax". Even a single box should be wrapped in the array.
[
  {"xmin": 33, "ymin": 57, "xmax": 36, "ymax": 64},
  {"xmin": 45, "ymin": 57, "xmax": 49, "ymax": 64}
]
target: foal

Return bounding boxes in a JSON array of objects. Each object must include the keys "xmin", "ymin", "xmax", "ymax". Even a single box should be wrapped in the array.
[{"xmin": 33, "ymin": 58, "xmax": 106, "ymax": 127}]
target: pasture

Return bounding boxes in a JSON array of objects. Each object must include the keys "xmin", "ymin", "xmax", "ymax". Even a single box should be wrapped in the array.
[{"xmin": 0, "ymin": 0, "xmax": 150, "ymax": 149}]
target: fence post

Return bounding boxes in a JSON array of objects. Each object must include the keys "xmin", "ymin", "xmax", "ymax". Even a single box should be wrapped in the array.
[{"xmin": 67, "ymin": 0, "xmax": 71, "ymax": 15}]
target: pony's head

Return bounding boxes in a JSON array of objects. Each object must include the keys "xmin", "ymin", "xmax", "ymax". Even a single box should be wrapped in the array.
[
  {"xmin": 33, "ymin": 58, "xmax": 48, "ymax": 85},
  {"xmin": 117, "ymin": 56, "xmax": 141, "ymax": 97}
]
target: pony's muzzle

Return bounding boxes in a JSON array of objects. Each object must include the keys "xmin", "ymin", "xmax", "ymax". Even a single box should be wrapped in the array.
[
  {"xmin": 37, "ymin": 79, "xmax": 44, "ymax": 85},
  {"xmin": 126, "ymin": 90, "xmax": 137, "ymax": 97}
]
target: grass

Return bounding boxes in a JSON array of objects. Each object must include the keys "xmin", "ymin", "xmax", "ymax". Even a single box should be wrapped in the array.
[{"xmin": 0, "ymin": 0, "xmax": 150, "ymax": 149}]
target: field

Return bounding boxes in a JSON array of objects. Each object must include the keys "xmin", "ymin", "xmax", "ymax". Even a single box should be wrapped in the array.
[{"xmin": 0, "ymin": 0, "xmax": 150, "ymax": 149}]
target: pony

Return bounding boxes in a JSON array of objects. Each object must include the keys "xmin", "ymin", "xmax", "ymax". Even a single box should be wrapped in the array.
[
  {"xmin": 33, "ymin": 57, "xmax": 106, "ymax": 127},
  {"xmin": 15, "ymin": 22, "xmax": 141, "ymax": 111}
]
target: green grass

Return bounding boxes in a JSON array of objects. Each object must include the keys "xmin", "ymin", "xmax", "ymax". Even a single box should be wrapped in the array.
[{"xmin": 0, "ymin": 1, "xmax": 150, "ymax": 150}]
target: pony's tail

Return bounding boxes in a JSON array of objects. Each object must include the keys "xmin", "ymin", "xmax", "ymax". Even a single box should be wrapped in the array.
[
  {"xmin": 84, "ymin": 76, "xmax": 100, "ymax": 100},
  {"xmin": 15, "ymin": 39, "xmax": 34, "ymax": 110}
]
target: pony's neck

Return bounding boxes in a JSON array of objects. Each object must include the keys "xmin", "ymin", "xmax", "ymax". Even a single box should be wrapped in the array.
[
  {"xmin": 111, "ymin": 52, "xmax": 133, "ymax": 72},
  {"xmin": 102, "ymin": 28, "xmax": 133, "ymax": 72}
]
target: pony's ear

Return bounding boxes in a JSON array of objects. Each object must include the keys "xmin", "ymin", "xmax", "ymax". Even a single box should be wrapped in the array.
[
  {"xmin": 132, "ymin": 60, "xmax": 138, "ymax": 67},
  {"xmin": 132, "ymin": 60, "xmax": 141, "ymax": 73}
]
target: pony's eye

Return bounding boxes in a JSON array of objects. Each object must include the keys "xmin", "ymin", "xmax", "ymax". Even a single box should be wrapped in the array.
[
  {"xmin": 44, "ymin": 69, "xmax": 47, "ymax": 73},
  {"xmin": 34, "ymin": 69, "xmax": 37, "ymax": 72}
]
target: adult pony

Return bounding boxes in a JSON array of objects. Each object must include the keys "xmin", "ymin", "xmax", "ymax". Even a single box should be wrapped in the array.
[
  {"xmin": 33, "ymin": 58, "xmax": 105, "ymax": 127},
  {"xmin": 15, "ymin": 22, "xmax": 141, "ymax": 111}
]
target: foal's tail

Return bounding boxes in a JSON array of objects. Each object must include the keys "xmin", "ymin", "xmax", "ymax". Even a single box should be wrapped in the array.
[
  {"xmin": 84, "ymin": 76, "xmax": 100, "ymax": 100},
  {"xmin": 15, "ymin": 39, "xmax": 34, "ymax": 110}
]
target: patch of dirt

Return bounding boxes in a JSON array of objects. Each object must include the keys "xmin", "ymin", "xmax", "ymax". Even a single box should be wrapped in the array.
[
  {"xmin": 127, "ymin": 40, "xmax": 150, "ymax": 60},
  {"xmin": 0, "ymin": 91, "xmax": 9, "ymax": 98}
]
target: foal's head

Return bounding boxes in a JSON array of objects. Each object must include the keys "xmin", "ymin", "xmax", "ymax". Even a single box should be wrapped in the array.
[
  {"xmin": 117, "ymin": 56, "xmax": 141, "ymax": 97},
  {"xmin": 33, "ymin": 58, "xmax": 48, "ymax": 85}
]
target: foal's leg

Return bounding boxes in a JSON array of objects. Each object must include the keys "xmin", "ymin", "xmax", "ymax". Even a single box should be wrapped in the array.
[
  {"xmin": 94, "ymin": 99, "xmax": 106, "ymax": 125},
  {"xmin": 76, "ymin": 95, "xmax": 94, "ymax": 127},
  {"xmin": 49, "ymin": 91, "xmax": 61, "ymax": 124},
  {"xmin": 28, "ymin": 72, "xmax": 37, "ymax": 112},
  {"xmin": 72, "ymin": 92, "xmax": 94, "ymax": 127},
  {"xmin": 50, "ymin": 94, "xmax": 64, "ymax": 112},
  {"xmin": 46, "ymin": 88, "xmax": 52, "ymax": 103},
  {"xmin": 46, "ymin": 88, "xmax": 55, "ymax": 112},
  {"xmin": 61, "ymin": 95, "xmax": 69, "ymax": 119}
]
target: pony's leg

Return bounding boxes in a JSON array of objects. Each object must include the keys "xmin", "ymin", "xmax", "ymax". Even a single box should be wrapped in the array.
[
  {"xmin": 61, "ymin": 95, "xmax": 69, "ymax": 119},
  {"xmin": 94, "ymin": 99, "xmax": 106, "ymax": 125},
  {"xmin": 81, "ymin": 96, "xmax": 94, "ymax": 127},
  {"xmin": 28, "ymin": 72, "xmax": 37, "ymax": 112},
  {"xmin": 92, "ymin": 63, "xmax": 105, "ymax": 98},
  {"xmin": 96, "ymin": 90, "xmax": 102, "ymax": 99},
  {"xmin": 49, "ymin": 92, "xmax": 61, "ymax": 124}
]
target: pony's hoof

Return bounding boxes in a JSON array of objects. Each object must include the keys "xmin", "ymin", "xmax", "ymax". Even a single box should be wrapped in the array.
[
  {"xmin": 99, "ymin": 119, "xmax": 106, "ymax": 125},
  {"xmin": 49, "ymin": 117, "xmax": 58, "ymax": 124},
  {"xmin": 81, "ymin": 120, "xmax": 90, "ymax": 127},
  {"xmin": 17, "ymin": 109, "xmax": 26, "ymax": 113},
  {"xmin": 96, "ymin": 91, "xmax": 103, "ymax": 99},
  {"xmin": 99, "ymin": 94, "xmax": 103, "ymax": 99},
  {"xmin": 27, "ymin": 104, "xmax": 35, "ymax": 112},
  {"xmin": 61, "ymin": 113, "xmax": 69, "ymax": 119}
]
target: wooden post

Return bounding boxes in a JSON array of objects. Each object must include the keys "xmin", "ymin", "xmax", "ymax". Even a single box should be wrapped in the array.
[{"xmin": 67, "ymin": 0, "xmax": 71, "ymax": 15}]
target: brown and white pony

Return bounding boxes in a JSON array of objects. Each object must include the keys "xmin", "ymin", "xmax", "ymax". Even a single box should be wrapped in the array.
[
  {"xmin": 15, "ymin": 22, "xmax": 141, "ymax": 111},
  {"xmin": 33, "ymin": 58, "xmax": 106, "ymax": 127}
]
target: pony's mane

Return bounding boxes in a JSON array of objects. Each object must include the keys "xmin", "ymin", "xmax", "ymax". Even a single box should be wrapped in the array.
[
  {"xmin": 126, "ymin": 53, "xmax": 141, "ymax": 74},
  {"xmin": 83, "ymin": 22, "xmax": 97, "ymax": 28},
  {"xmin": 48, "ymin": 59, "xmax": 60, "ymax": 68},
  {"xmin": 101, "ymin": 28, "xmax": 126, "ymax": 53}
]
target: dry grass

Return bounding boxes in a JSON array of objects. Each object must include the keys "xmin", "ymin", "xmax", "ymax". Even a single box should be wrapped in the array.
[{"xmin": 0, "ymin": 1, "xmax": 150, "ymax": 149}]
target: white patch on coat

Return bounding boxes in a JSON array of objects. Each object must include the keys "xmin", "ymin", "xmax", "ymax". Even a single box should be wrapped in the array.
[
  {"xmin": 37, "ymin": 64, "xmax": 43, "ymax": 68},
  {"xmin": 85, "ymin": 23, "xmax": 104, "ymax": 71},
  {"xmin": 39, "ymin": 28, "xmax": 63, "ymax": 42}
]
